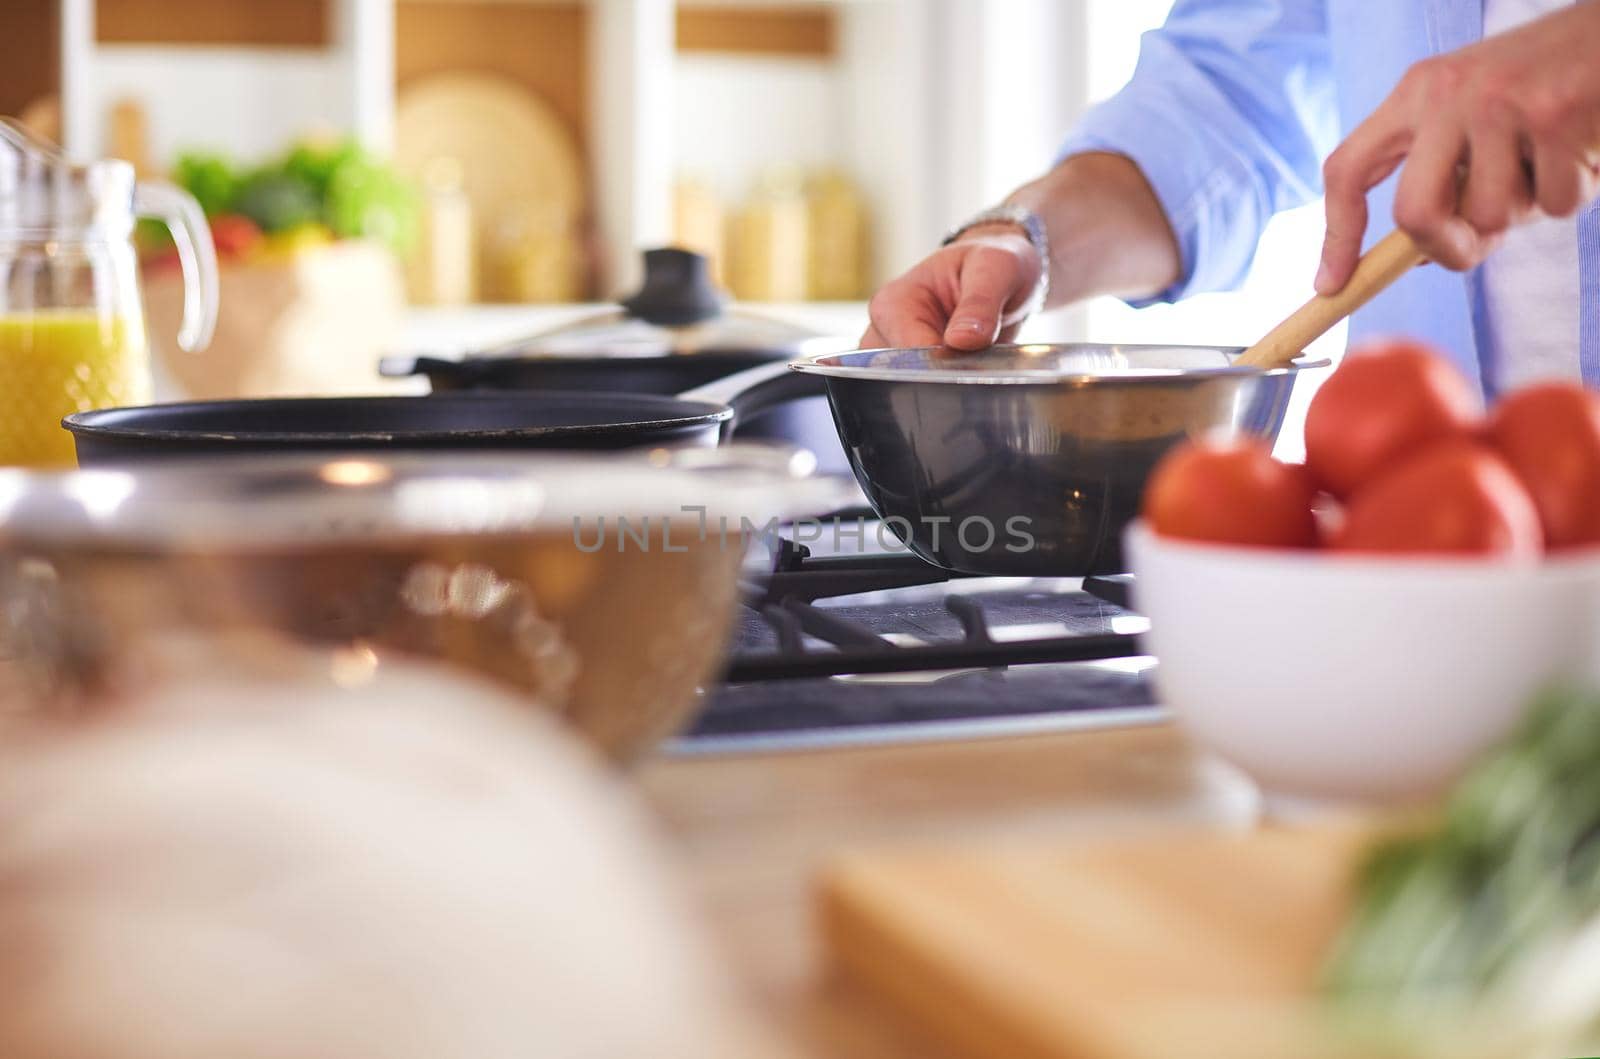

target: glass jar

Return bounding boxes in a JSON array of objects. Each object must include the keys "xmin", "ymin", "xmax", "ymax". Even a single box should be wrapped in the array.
[{"xmin": 0, "ymin": 119, "xmax": 215, "ymax": 467}]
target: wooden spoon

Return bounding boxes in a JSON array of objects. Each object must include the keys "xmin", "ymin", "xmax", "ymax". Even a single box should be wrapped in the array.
[{"xmin": 1235, "ymin": 229, "xmax": 1427, "ymax": 369}]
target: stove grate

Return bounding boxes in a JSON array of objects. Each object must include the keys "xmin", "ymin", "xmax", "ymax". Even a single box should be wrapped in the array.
[{"xmin": 724, "ymin": 545, "xmax": 1144, "ymax": 682}]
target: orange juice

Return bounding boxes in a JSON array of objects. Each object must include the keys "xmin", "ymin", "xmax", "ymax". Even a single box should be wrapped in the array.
[{"xmin": 0, "ymin": 312, "xmax": 149, "ymax": 467}]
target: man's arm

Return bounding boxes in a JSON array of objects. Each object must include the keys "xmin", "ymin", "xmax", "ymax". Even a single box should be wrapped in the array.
[
  {"xmin": 1008, "ymin": 152, "xmax": 1184, "ymax": 308},
  {"xmin": 862, "ymin": 0, "xmax": 1335, "ymax": 351}
]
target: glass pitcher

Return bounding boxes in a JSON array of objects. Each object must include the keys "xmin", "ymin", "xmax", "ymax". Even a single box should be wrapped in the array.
[{"xmin": 0, "ymin": 119, "xmax": 216, "ymax": 468}]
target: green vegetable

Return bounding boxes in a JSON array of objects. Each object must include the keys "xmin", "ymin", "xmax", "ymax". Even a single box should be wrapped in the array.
[
  {"xmin": 280, "ymin": 141, "xmax": 360, "ymax": 201},
  {"xmin": 324, "ymin": 149, "xmax": 416, "ymax": 252},
  {"xmin": 232, "ymin": 170, "xmax": 321, "ymax": 234},
  {"xmin": 1324, "ymin": 685, "xmax": 1600, "ymax": 1053},
  {"xmin": 168, "ymin": 140, "xmax": 416, "ymax": 251},
  {"xmin": 171, "ymin": 152, "xmax": 240, "ymax": 218}
]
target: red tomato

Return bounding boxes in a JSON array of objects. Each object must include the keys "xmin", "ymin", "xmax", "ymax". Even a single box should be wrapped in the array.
[
  {"xmin": 1303, "ymin": 339, "xmax": 1479, "ymax": 499},
  {"xmin": 1488, "ymin": 383, "xmax": 1600, "ymax": 550},
  {"xmin": 1143, "ymin": 438, "xmax": 1319, "ymax": 548},
  {"xmin": 1332, "ymin": 440, "xmax": 1542, "ymax": 556},
  {"xmin": 210, "ymin": 213, "xmax": 264, "ymax": 260}
]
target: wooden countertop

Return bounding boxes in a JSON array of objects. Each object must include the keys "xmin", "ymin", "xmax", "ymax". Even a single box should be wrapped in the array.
[{"xmin": 636, "ymin": 721, "xmax": 1264, "ymax": 1058}]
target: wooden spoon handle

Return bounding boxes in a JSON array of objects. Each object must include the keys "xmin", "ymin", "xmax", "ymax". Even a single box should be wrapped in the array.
[{"xmin": 1235, "ymin": 229, "xmax": 1426, "ymax": 369}]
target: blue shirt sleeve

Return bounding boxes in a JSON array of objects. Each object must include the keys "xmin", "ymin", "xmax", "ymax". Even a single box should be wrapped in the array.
[{"xmin": 1058, "ymin": 0, "xmax": 1338, "ymax": 304}]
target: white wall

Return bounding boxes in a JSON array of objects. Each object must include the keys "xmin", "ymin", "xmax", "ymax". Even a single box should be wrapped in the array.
[
  {"xmin": 88, "ymin": 46, "xmax": 346, "ymax": 163},
  {"xmin": 935, "ymin": 0, "xmax": 1084, "ymax": 220},
  {"xmin": 839, "ymin": 0, "xmax": 1088, "ymax": 283},
  {"xmin": 672, "ymin": 54, "xmax": 842, "ymax": 200},
  {"xmin": 589, "ymin": 0, "xmax": 676, "ymax": 296},
  {"xmin": 837, "ymin": 0, "xmax": 937, "ymax": 283}
]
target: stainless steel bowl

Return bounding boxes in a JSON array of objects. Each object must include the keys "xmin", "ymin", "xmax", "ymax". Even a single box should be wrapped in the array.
[
  {"xmin": 0, "ymin": 447, "xmax": 850, "ymax": 759},
  {"xmin": 793, "ymin": 343, "xmax": 1330, "ymax": 576}
]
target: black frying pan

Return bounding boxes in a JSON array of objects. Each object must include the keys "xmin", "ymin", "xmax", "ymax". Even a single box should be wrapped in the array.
[
  {"xmin": 385, "ymin": 350, "xmax": 849, "ymax": 474},
  {"xmin": 63, "ymin": 362, "xmax": 820, "ymax": 466}
]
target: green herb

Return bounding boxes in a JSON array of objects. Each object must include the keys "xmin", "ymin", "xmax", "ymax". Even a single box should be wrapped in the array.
[{"xmin": 1324, "ymin": 685, "xmax": 1600, "ymax": 1051}]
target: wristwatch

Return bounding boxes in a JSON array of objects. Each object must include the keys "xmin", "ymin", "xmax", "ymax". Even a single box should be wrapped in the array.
[{"xmin": 941, "ymin": 204, "xmax": 1051, "ymax": 316}]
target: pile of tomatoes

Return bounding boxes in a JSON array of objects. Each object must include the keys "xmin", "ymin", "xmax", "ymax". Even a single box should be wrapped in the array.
[{"xmin": 1143, "ymin": 339, "xmax": 1600, "ymax": 556}]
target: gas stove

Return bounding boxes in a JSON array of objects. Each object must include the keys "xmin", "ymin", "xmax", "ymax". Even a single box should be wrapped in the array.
[{"xmin": 670, "ymin": 519, "xmax": 1164, "ymax": 754}]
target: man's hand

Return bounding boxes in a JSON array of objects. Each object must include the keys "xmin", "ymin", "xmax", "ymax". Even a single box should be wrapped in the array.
[
  {"xmin": 860, "ymin": 226, "xmax": 1043, "ymax": 351},
  {"xmin": 1318, "ymin": 3, "xmax": 1600, "ymax": 293},
  {"xmin": 858, "ymin": 152, "xmax": 1180, "ymax": 351}
]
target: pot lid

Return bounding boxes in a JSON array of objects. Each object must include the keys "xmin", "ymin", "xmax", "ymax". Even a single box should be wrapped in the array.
[{"xmin": 485, "ymin": 248, "xmax": 842, "ymax": 360}]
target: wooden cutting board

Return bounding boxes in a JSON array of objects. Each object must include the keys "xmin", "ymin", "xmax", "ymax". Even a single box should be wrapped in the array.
[{"xmin": 820, "ymin": 824, "xmax": 1378, "ymax": 1059}]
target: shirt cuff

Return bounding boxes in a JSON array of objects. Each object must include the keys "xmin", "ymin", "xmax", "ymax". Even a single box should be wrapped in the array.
[{"xmin": 1056, "ymin": 93, "xmax": 1257, "ymax": 308}]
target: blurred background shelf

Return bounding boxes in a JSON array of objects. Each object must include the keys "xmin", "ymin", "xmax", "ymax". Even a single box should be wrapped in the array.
[
  {"xmin": 9, "ymin": 0, "xmax": 1342, "ymax": 421},
  {"xmin": 23, "ymin": 0, "xmax": 1086, "ymax": 305}
]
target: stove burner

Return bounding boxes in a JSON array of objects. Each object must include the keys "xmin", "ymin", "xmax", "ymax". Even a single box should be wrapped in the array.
[{"xmin": 675, "ymin": 530, "xmax": 1159, "ymax": 750}]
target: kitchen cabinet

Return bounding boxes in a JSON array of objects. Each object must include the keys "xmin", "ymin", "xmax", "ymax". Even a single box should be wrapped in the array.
[{"xmin": 0, "ymin": 0, "xmax": 60, "ymax": 119}]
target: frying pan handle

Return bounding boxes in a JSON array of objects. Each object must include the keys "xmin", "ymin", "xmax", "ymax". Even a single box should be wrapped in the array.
[
  {"xmin": 679, "ymin": 359, "xmax": 827, "ymax": 440},
  {"xmin": 379, "ymin": 355, "xmax": 491, "ymax": 385}
]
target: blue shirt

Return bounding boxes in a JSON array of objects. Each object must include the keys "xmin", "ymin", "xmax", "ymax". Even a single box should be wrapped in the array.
[{"xmin": 1058, "ymin": 0, "xmax": 1600, "ymax": 398}]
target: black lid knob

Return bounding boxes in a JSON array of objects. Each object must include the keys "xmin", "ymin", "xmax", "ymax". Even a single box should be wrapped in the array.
[{"xmin": 620, "ymin": 247, "xmax": 725, "ymax": 326}]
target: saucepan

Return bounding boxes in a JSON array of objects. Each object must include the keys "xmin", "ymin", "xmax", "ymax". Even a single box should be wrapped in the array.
[
  {"xmin": 790, "ymin": 343, "xmax": 1328, "ymax": 576},
  {"xmin": 684, "ymin": 342, "xmax": 1322, "ymax": 575}
]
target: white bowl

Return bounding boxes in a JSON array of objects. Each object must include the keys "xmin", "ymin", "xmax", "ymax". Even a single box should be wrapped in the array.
[{"xmin": 1125, "ymin": 522, "xmax": 1600, "ymax": 805}]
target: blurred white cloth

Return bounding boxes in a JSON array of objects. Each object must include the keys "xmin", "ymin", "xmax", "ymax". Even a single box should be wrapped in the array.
[{"xmin": 0, "ymin": 657, "xmax": 777, "ymax": 1059}]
